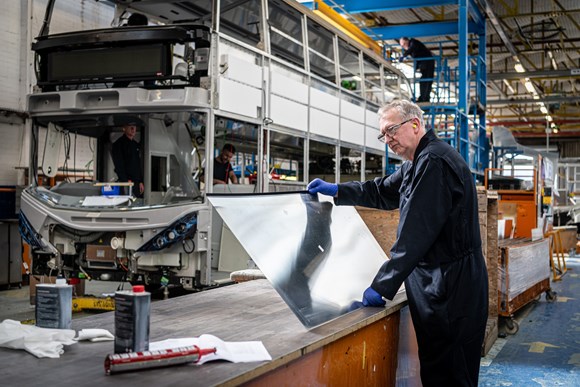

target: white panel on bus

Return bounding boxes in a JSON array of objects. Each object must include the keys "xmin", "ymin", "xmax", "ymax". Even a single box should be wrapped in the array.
[
  {"xmin": 220, "ymin": 54, "xmax": 262, "ymax": 89},
  {"xmin": 41, "ymin": 123, "xmax": 63, "ymax": 178},
  {"xmin": 271, "ymin": 72, "xmax": 308, "ymax": 104},
  {"xmin": 340, "ymin": 99, "xmax": 365, "ymax": 123},
  {"xmin": 365, "ymin": 126, "xmax": 385, "ymax": 151},
  {"xmin": 366, "ymin": 109, "xmax": 379, "ymax": 128},
  {"xmin": 310, "ymin": 87, "xmax": 339, "ymax": 115},
  {"xmin": 340, "ymin": 118, "xmax": 365, "ymax": 146},
  {"xmin": 309, "ymin": 108, "xmax": 339, "ymax": 139},
  {"xmin": 270, "ymin": 95, "xmax": 308, "ymax": 132},
  {"xmin": 218, "ymin": 78, "xmax": 262, "ymax": 118}
]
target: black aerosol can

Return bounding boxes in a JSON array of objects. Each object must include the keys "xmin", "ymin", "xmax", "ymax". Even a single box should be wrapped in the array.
[{"xmin": 114, "ymin": 285, "xmax": 151, "ymax": 353}]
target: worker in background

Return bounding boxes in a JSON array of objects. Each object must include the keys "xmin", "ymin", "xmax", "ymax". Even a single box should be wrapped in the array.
[
  {"xmin": 126, "ymin": 12, "xmax": 148, "ymax": 26},
  {"xmin": 213, "ymin": 144, "xmax": 239, "ymax": 185},
  {"xmin": 399, "ymin": 37, "xmax": 435, "ymax": 103},
  {"xmin": 307, "ymin": 99, "xmax": 488, "ymax": 386},
  {"xmin": 111, "ymin": 121, "xmax": 144, "ymax": 197},
  {"xmin": 113, "ymin": 13, "xmax": 151, "ymax": 88}
]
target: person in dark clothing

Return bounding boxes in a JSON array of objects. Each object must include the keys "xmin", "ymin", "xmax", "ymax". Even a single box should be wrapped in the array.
[
  {"xmin": 111, "ymin": 122, "xmax": 144, "ymax": 197},
  {"xmin": 113, "ymin": 13, "xmax": 154, "ymax": 88},
  {"xmin": 127, "ymin": 13, "xmax": 148, "ymax": 26},
  {"xmin": 399, "ymin": 37, "xmax": 435, "ymax": 103},
  {"xmin": 307, "ymin": 100, "xmax": 488, "ymax": 386},
  {"xmin": 213, "ymin": 144, "xmax": 238, "ymax": 185}
]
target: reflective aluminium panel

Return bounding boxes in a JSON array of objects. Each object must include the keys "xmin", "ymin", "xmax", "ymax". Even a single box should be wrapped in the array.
[{"xmin": 208, "ymin": 192, "xmax": 389, "ymax": 328}]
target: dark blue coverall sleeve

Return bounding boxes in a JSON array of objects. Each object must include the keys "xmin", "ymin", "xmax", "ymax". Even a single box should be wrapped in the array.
[{"xmin": 336, "ymin": 155, "xmax": 452, "ymax": 299}]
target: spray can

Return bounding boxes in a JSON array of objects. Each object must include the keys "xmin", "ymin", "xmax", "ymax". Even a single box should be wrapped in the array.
[
  {"xmin": 114, "ymin": 285, "xmax": 151, "ymax": 354},
  {"xmin": 35, "ymin": 276, "xmax": 73, "ymax": 329}
]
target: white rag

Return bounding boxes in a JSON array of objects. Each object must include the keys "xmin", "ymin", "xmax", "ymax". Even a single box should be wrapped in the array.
[
  {"xmin": 75, "ymin": 329, "xmax": 114, "ymax": 342},
  {"xmin": 0, "ymin": 319, "xmax": 76, "ymax": 358}
]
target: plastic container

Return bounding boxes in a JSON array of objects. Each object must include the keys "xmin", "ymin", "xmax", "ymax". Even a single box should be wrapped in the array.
[{"xmin": 101, "ymin": 185, "xmax": 121, "ymax": 196}]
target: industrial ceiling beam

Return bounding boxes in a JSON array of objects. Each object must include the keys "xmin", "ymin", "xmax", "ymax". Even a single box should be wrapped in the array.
[
  {"xmin": 301, "ymin": 0, "xmax": 485, "ymax": 28},
  {"xmin": 513, "ymin": 131, "xmax": 580, "ymax": 138},
  {"xmin": 487, "ymin": 95, "xmax": 580, "ymax": 105},
  {"xmin": 488, "ymin": 69, "xmax": 580, "ymax": 80},
  {"xmin": 300, "ymin": 0, "xmax": 456, "ymax": 14},
  {"xmin": 369, "ymin": 20, "xmax": 480, "ymax": 40},
  {"xmin": 488, "ymin": 120, "xmax": 580, "ymax": 126}
]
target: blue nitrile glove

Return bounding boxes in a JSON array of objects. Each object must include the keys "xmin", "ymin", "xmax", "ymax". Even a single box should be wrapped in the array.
[
  {"xmin": 362, "ymin": 287, "xmax": 386, "ymax": 307},
  {"xmin": 348, "ymin": 301, "xmax": 365, "ymax": 312},
  {"xmin": 307, "ymin": 178, "xmax": 338, "ymax": 197}
]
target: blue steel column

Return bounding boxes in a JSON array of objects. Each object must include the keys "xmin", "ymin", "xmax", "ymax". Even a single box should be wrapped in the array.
[
  {"xmin": 458, "ymin": 0, "xmax": 469, "ymax": 163},
  {"xmin": 479, "ymin": 25, "xmax": 489, "ymax": 175}
]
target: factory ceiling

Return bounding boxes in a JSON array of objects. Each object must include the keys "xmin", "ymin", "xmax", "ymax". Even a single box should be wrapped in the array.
[{"xmin": 319, "ymin": 0, "xmax": 580, "ymax": 155}]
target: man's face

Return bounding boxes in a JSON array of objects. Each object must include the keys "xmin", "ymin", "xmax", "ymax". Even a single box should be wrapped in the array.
[
  {"xmin": 379, "ymin": 110, "xmax": 417, "ymax": 161},
  {"xmin": 221, "ymin": 149, "xmax": 234, "ymax": 162},
  {"xmin": 123, "ymin": 124, "xmax": 138, "ymax": 140},
  {"xmin": 399, "ymin": 38, "xmax": 409, "ymax": 50}
]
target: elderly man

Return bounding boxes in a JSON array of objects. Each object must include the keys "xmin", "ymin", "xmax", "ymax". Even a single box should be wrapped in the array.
[{"xmin": 308, "ymin": 100, "xmax": 488, "ymax": 386}]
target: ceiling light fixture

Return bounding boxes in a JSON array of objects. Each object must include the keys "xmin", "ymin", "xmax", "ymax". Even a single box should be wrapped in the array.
[
  {"xmin": 524, "ymin": 79, "xmax": 536, "ymax": 93},
  {"xmin": 514, "ymin": 62, "xmax": 525, "ymax": 73},
  {"xmin": 503, "ymin": 79, "xmax": 515, "ymax": 93}
]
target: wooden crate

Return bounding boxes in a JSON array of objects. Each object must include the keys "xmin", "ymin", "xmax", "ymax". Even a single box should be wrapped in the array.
[
  {"xmin": 553, "ymin": 226, "xmax": 578, "ymax": 253},
  {"xmin": 355, "ymin": 206, "xmax": 399, "ymax": 255},
  {"xmin": 478, "ymin": 188, "xmax": 499, "ymax": 355}
]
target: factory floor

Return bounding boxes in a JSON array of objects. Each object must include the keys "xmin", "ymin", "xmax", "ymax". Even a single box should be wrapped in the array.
[
  {"xmin": 477, "ymin": 256, "xmax": 580, "ymax": 386},
  {"xmin": 0, "ymin": 259, "xmax": 579, "ymax": 385}
]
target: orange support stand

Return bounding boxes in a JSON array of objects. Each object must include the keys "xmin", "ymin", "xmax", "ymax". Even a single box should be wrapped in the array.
[{"xmin": 544, "ymin": 229, "xmax": 568, "ymax": 281}]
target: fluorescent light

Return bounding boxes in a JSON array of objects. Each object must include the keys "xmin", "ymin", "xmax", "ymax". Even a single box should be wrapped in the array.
[
  {"xmin": 546, "ymin": 115, "xmax": 553, "ymax": 122},
  {"xmin": 548, "ymin": 51, "xmax": 558, "ymax": 70},
  {"xmin": 503, "ymin": 79, "xmax": 515, "ymax": 93},
  {"xmin": 540, "ymin": 106, "xmax": 548, "ymax": 114},
  {"xmin": 514, "ymin": 63, "xmax": 525, "ymax": 73},
  {"xmin": 524, "ymin": 79, "xmax": 536, "ymax": 93}
]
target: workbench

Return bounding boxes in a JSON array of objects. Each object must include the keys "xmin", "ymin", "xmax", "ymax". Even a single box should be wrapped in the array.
[{"xmin": 2, "ymin": 279, "xmax": 407, "ymax": 386}]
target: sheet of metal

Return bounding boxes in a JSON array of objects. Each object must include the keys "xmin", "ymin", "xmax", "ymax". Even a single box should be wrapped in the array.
[{"xmin": 208, "ymin": 192, "xmax": 389, "ymax": 328}]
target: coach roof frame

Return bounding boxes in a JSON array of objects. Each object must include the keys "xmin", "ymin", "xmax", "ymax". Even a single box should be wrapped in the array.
[{"xmin": 32, "ymin": 23, "xmax": 211, "ymax": 53}]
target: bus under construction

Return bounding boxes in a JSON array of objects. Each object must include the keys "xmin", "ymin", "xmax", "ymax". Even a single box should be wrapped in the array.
[{"xmin": 20, "ymin": 0, "xmax": 411, "ymax": 291}]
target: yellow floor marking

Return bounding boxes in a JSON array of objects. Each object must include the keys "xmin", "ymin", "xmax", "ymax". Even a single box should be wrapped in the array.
[
  {"xmin": 557, "ymin": 297, "xmax": 575, "ymax": 302},
  {"xmin": 568, "ymin": 353, "xmax": 580, "ymax": 367},
  {"xmin": 522, "ymin": 341, "xmax": 560, "ymax": 353}
]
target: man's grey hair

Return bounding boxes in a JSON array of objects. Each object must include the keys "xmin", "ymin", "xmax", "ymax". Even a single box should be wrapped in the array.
[{"xmin": 378, "ymin": 100, "xmax": 425, "ymax": 131}]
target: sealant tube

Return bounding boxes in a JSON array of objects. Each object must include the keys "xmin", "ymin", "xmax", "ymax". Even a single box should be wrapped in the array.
[{"xmin": 104, "ymin": 345, "xmax": 217, "ymax": 375}]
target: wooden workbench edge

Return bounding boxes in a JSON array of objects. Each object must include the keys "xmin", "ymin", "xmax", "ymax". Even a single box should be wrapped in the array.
[{"xmin": 219, "ymin": 292, "xmax": 408, "ymax": 386}]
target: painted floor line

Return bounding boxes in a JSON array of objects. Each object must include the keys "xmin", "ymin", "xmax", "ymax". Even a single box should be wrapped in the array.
[{"xmin": 481, "ymin": 337, "xmax": 508, "ymax": 367}]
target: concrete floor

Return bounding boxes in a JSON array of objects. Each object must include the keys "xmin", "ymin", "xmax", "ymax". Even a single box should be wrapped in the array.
[{"xmin": 478, "ymin": 257, "xmax": 580, "ymax": 386}]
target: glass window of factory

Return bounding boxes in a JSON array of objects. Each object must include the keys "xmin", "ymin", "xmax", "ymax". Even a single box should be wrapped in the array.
[{"xmin": 309, "ymin": 139, "xmax": 336, "ymax": 183}]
